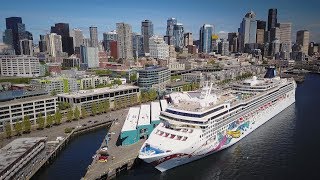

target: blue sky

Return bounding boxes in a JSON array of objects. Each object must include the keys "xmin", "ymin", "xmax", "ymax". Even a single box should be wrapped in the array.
[{"xmin": 1, "ymin": 0, "xmax": 320, "ymax": 42}]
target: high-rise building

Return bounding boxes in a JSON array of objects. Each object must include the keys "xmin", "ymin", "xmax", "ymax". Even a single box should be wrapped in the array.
[
  {"xmin": 89, "ymin": 26, "xmax": 98, "ymax": 47},
  {"xmin": 19, "ymin": 39, "xmax": 33, "ymax": 56},
  {"xmin": 0, "ymin": 55, "xmax": 40, "ymax": 77},
  {"xmin": 268, "ymin": 9, "xmax": 277, "ymax": 31},
  {"xmin": 239, "ymin": 11, "xmax": 257, "ymax": 52},
  {"xmin": 132, "ymin": 33, "xmax": 144, "ymax": 58},
  {"xmin": 70, "ymin": 28, "xmax": 84, "ymax": 48},
  {"xmin": 211, "ymin": 35, "xmax": 219, "ymax": 52},
  {"xmin": 38, "ymin": 35, "xmax": 47, "ymax": 52},
  {"xmin": 110, "ymin": 41, "xmax": 118, "ymax": 59},
  {"xmin": 141, "ymin": 20, "xmax": 154, "ymax": 54},
  {"xmin": 45, "ymin": 33, "xmax": 63, "ymax": 58},
  {"xmin": 116, "ymin": 23, "xmax": 133, "ymax": 60},
  {"xmin": 79, "ymin": 45, "xmax": 99, "ymax": 68},
  {"xmin": 270, "ymin": 27, "xmax": 280, "ymax": 42},
  {"xmin": 149, "ymin": 35, "xmax": 169, "ymax": 60},
  {"xmin": 256, "ymin": 20, "xmax": 266, "ymax": 44},
  {"xmin": 166, "ymin": 18, "xmax": 177, "ymax": 45},
  {"xmin": 227, "ymin": 32, "xmax": 238, "ymax": 53},
  {"xmin": 103, "ymin": 30, "xmax": 118, "ymax": 52},
  {"xmin": 218, "ymin": 39, "xmax": 229, "ymax": 56},
  {"xmin": 296, "ymin": 30, "xmax": 310, "ymax": 54},
  {"xmin": 51, "ymin": 23, "xmax": 74, "ymax": 55},
  {"xmin": 173, "ymin": 23, "xmax": 184, "ymax": 51},
  {"xmin": 199, "ymin": 24, "xmax": 213, "ymax": 53},
  {"xmin": 184, "ymin": 32, "xmax": 193, "ymax": 47},
  {"xmin": 279, "ymin": 23, "xmax": 292, "ymax": 52},
  {"xmin": 83, "ymin": 38, "xmax": 91, "ymax": 47},
  {"xmin": 4, "ymin": 17, "xmax": 31, "ymax": 55}
]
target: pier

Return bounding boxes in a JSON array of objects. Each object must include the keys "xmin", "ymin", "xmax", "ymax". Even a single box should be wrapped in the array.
[{"xmin": 83, "ymin": 108, "xmax": 144, "ymax": 180}]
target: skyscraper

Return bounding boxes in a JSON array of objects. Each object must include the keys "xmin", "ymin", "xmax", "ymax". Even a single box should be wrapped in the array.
[
  {"xmin": 103, "ymin": 30, "xmax": 118, "ymax": 52},
  {"xmin": 45, "ymin": 33, "xmax": 63, "ymax": 58},
  {"xmin": 39, "ymin": 35, "xmax": 47, "ymax": 52},
  {"xmin": 149, "ymin": 35, "xmax": 169, "ymax": 60},
  {"xmin": 268, "ymin": 9, "xmax": 277, "ymax": 31},
  {"xmin": 173, "ymin": 23, "xmax": 184, "ymax": 51},
  {"xmin": 51, "ymin": 23, "xmax": 74, "ymax": 55},
  {"xmin": 19, "ymin": 39, "xmax": 33, "ymax": 56},
  {"xmin": 116, "ymin": 23, "xmax": 133, "ymax": 60},
  {"xmin": 89, "ymin": 26, "xmax": 98, "ymax": 47},
  {"xmin": 132, "ymin": 33, "xmax": 144, "ymax": 58},
  {"xmin": 239, "ymin": 11, "xmax": 257, "ymax": 52},
  {"xmin": 199, "ymin": 24, "xmax": 213, "ymax": 53},
  {"xmin": 184, "ymin": 32, "xmax": 193, "ymax": 47},
  {"xmin": 141, "ymin": 20, "xmax": 154, "ymax": 54},
  {"xmin": 256, "ymin": 20, "xmax": 266, "ymax": 44},
  {"xmin": 70, "ymin": 28, "xmax": 84, "ymax": 48},
  {"xmin": 227, "ymin": 32, "xmax": 238, "ymax": 53},
  {"xmin": 218, "ymin": 39, "xmax": 229, "ymax": 56},
  {"xmin": 296, "ymin": 30, "xmax": 310, "ymax": 54},
  {"xmin": 166, "ymin": 18, "xmax": 177, "ymax": 45},
  {"xmin": 279, "ymin": 23, "xmax": 292, "ymax": 52},
  {"xmin": 4, "ymin": 17, "xmax": 31, "ymax": 55}
]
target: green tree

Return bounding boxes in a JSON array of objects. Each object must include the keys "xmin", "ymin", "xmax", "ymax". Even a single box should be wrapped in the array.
[
  {"xmin": 14, "ymin": 121, "xmax": 23, "ymax": 136},
  {"xmin": 129, "ymin": 96, "xmax": 135, "ymax": 106},
  {"xmin": 46, "ymin": 115, "xmax": 53, "ymax": 128},
  {"xmin": 148, "ymin": 89, "xmax": 158, "ymax": 101},
  {"xmin": 36, "ymin": 113, "xmax": 45, "ymax": 130},
  {"xmin": 67, "ymin": 108, "xmax": 74, "ymax": 122},
  {"xmin": 112, "ymin": 78, "xmax": 122, "ymax": 85},
  {"xmin": 54, "ymin": 111, "xmax": 62, "ymax": 125},
  {"xmin": 22, "ymin": 115, "xmax": 31, "ymax": 133},
  {"xmin": 81, "ymin": 107, "xmax": 88, "ymax": 119},
  {"xmin": 182, "ymin": 84, "xmax": 188, "ymax": 91},
  {"xmin": 91, "ymin": 102, "xmax": 97, "ymax": 116},
  {"xmin": 104, "ymin": 100, "xmax": 110, "ymax": 112},
  {"xmin": 51, "ymin": 89, "xmax": 57, "ymax": 96},
  {"xmin": 4, "ymin": 122, "xmax": 12, "ymax": 138},
  {"xmin": 130, "ymin": 73, "xmax": 137, "ymax": 82},
  {"xmin": 74, "ymin": 107, "xmax": 80, "ymax": 120}
]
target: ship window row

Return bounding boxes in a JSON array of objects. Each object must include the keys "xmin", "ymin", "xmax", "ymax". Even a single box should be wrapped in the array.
[
  {"xmin": 155, "ymin": 130, "xmax": 188, "ymax": 141},
  {"xmin": 165, "ymin": 105, "xmax": 225, "ymax": 118},
  {"xmin": 160, "ymin": 114, "xmax": 205, "ymax": 125}
]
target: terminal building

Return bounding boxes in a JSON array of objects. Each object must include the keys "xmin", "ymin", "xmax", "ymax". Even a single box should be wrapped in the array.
[
  {"xmin": 120, "ymin": 100, "xmax": 168, "ymax": 146},
  {"xmin": 57, "ymin": 85, "xmax": 140, "ymax": 114}
]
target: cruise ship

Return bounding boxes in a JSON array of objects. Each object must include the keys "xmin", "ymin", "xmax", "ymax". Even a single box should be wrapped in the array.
[{"xmin": 138, "ymin": 68, "xmax": 296, "ymax": 172}]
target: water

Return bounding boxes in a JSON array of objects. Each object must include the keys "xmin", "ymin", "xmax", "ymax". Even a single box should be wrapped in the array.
[
  {"xmin": 33, "ymin": 74, "xmax": 320, "ymax": 180},
  {"xmin": 32, "ymin": 127, "xmax": 107, "ymax": 180},
  {"xmin": 118, "ymin": 74, "xmax": 320, "ymax": 180}
]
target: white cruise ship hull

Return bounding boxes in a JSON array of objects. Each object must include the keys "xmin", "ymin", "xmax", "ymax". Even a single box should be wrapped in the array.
[{"xmin": 140, "ymin": 89, "xmax": 295, "ymax": 172}]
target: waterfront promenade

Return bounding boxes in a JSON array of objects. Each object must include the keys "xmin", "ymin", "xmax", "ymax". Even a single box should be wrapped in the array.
[{"xmin": 84, "ymin": 107, "xmax": 145, "ymax": 180}]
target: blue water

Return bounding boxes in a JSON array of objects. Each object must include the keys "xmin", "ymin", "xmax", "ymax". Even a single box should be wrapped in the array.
[{"xmin": 31, "ymin": 127, "xmax": 107, "ymax": 180}]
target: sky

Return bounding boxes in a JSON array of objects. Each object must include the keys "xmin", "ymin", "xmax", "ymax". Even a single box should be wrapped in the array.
[{"xmin": 0, "ymin": 0, "xmax": 320, "ymax": 42}]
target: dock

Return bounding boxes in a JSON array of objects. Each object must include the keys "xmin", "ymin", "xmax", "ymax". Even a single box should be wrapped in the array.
[{"xmin": 83, "ymin": 108, "xmax": 145, "ymax": 180}]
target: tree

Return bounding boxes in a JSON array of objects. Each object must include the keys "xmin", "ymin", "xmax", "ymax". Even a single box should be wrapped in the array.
[
  {"xmin": 36, "ymin": 113, "xmax": 45, "ymax": 130},
  {"xmin": 129, "ymin": 96, "xmax": 135, "ymax": 106},
  {"xmin": 148, "ymin": 89, "xmax": 158, "ymax": 101},
  {"xmin": 130, "ymin": 73, "xmax": 137, "ymax": 82},
  {"xmin": 74, "ymin": 107, "xmax": 80, "ymax": 121},
  {"xmin": 67, "ymin": 108, "xmax": 74, "ymax": 122},
  {"xmin": 22, "ymin": 115, "xmax": 31, "ymax": 133},
  {"xmin": 46, "ymin": 115, "xmax": 53, "ymax": 128},
  {"xmin": 14, "ymin": 121, "xmax": 23, "ymax": 136},
  {"xmin": 51, "ymin": 89, "xmax": 57, "ymax": 96},
  {"xmin": 104, "ymin": 100, "xmax": 110, "ymax": 112},
  {"xmin": 91, "ymin": 102, "xmax": 97, "ymax": 116},
  {"xmin": 54, "ymin": 111, "xmax": 62, "ymax": 125},
  {"xmin": 4, "ymin": 123, "xmax": 12, "ymax": 138},
  {"xmin": 112, "ymin": 78, "xmax": 122, "ymax": 85},
  {"xmin": 81, "ymin": 107, "xmax": 88, "ymax": 119},
  {"xmin": 98, "ymin": 102, "xmax": 104, "ymax": 114}
]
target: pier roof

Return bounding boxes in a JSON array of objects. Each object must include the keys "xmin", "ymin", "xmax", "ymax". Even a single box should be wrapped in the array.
[
  {"xmin": 138, "ymin": 104, "xmax": 150, "ymax": 126},
  {"xmin": 151, "ymin": 101, "xmax": 161, "ymax": 122},
  {"xmin": 121, "ymin": 107, "xmax": 140, "ymax": 132}
]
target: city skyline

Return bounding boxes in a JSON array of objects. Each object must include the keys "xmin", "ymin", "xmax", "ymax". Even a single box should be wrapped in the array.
[{"xmin": 0, "ymin": 0, "xmax": 319, "ymax": 42}]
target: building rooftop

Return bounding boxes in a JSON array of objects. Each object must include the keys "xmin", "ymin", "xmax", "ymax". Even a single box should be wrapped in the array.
[
  {"xmin": 0, "ymin": 90, "xmax": 48, "ymax": 103},
  {"xmin": 0, "ymin": 137, "xmax": 47, "ymax": 174},
  {"xmin": 57, "ymin": 85, "xmax": 139, "ymax": 98},
  {"xmin": 122, "ymin": 107, "xmax": 140, "ymax": 132},
  {"xmin": 0, "ymin": 94, "xmax": 55, "ymax": 106},
  {"xmin": 151, "ymin": 101, "xmax": 161, "ymax": 122},
  {"xmin": 138, "ymin": 104, "xmax": 150, "ymax": 126}
]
